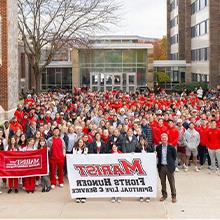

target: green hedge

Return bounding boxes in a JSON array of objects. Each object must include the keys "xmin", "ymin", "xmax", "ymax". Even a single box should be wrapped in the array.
[{"xmin": 172, "ymin": 82, "xmax": 208, "ymax": 93}]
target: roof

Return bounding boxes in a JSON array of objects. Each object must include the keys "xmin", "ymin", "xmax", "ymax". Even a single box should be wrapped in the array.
[
  {"xmin": 90, "ymin": 43, "xmax": 153, "ymax": 50},
  {"xmin": 153, "ymin": 60, "xmax": 191, "ymax": 67},
  {"xmin": 41, "ymin": 61, "xmax": 72, "ymax": 68}
]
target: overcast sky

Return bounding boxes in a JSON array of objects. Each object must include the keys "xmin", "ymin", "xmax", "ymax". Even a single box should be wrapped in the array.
[{"xmin": 101, "ymin": 0, "xmax": 167, "ymax": 39}]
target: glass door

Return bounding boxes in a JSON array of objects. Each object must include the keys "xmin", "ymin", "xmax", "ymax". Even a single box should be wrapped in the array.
[
  {"xmin": 126, "ymin": 73, "xmax": 137, "ymax": 92},
  {"xmin": 90, "ymin": 72, "xmax": 100, "ymax": 91},
  {"xmin": 112, "ymin": 73, "xmax": 122, "ymax": 91}
]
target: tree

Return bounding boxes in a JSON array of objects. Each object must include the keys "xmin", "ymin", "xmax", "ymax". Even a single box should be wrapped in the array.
[
  {"xmin": 153, "ymin": 36, "xmax": 167, "ymax": 60},
  {"xmin": 155, "ymin": 71, "xmax": 170, "ymax": 83},
  {"xmin": 18, "ymin": 0, "xmax": 120, "ymax": 92}
]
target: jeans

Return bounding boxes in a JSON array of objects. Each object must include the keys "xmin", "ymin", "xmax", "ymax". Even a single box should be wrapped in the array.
[
  {"xmin": 208, "ymin": 149, "xmax": 220, "ymax": 170},
  {"xmin": 198, "ymin": 145, "xmax": 211, "ymax": 166}
]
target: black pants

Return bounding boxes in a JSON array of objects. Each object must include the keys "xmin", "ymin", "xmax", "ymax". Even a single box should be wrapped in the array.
[
  {"xmin": 159, "ymin": 165, "xmax": 176, "ymax": 198},
  {"xmin": 198, "ymin": 145, "xmax": 211, "ymax": 166}
]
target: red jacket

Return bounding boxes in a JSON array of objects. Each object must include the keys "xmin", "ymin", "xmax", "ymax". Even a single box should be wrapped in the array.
[
  {"xmin": 207, "ymin": 128, "xmax": 220, "ymax": 150},
  {"xmin": 197, "ymin": 126, "xmax": 208, "ymax": 146},
  {"xmin": 153, "ymin": 125, "xmax": 167, "ymax": 145},
  {"xmin": 167, "ymin": 126, "xmax": 179, "ymax": 147},
  {"xmin": 10, "ymin": 122, "xmax": 23, "ymax": 133},
  {"xmin": 14, "ymin": 110, "xmax": 24, "ymax": 123}
]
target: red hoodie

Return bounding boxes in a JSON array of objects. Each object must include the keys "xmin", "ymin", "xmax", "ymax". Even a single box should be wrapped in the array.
[
  {"xmin": 167, "ymin": 126, "xmax": 179, "ymax": 147},
  {"xmin": 152, "ymin": 125, "xmax": 168, "ymax": 145},
  {"xmin": 207, "ymin": 128, "xmax": 220, "ymax": 150},
  {"xmin": 14, "ymin": 110, "xmax": 24, "ymax": 123},
  {"xmin": 197, "ymin": 126, "xmax": 208, "ymax": 147}
]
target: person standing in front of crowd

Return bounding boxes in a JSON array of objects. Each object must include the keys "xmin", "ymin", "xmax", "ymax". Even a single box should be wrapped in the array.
[
  {"xmin": 136, "ymin": 136, "xmax": 154, "ymax": 203},
  {"xmin": 197, "ymin": 119, "xmax": 211, "ymax": 169},
  {"xmin": 110, "ymin": 143, "xmax": 122, "ymax": 203},
  {"xmin": 38, "ymin": 137, "xmax": 51, "ymax": 193},
  {"xmin": 7, "ymin": 137, "xmax": 19, "ymax": 194},
  {"xmin": 88, "ymin": 132, "xmax": 106, "ymax": 154},
  {"xmin": 47, "ymin": 127, "xmax": 66, "ymax": 189},
  {"xmin": 207, "ymin": 120, "xmax": 220, "ymax": 174},
  {"xmin": 107, "ymin": 129, "xmax": 124, "ymax": 152},
  {"xmin": 176, "ymin": 119, "xmax": 187, "ymax": 169},
  {"xmin": 156, "ymin": 133, "xmax": 177, "ymax": 203},
  {"xmin": 73, "ymin": 139, "xmax": 88, "ymax": 203},
  {"xmin": 183, "ymin": 123, "xmax": 200, "ymax": 172},
  {"xmin": 22, "ymin": 138, "xmax": 37, "ymax": 193},
  {"xmin": 66, "ymin": 126, "xmax": 77, "ymax": 154},
  {"xmin": 167, "ymin": 120, "xmax": 179, "ymax": 172},
  {"xmin": 122, "ymin": 128, "xmax": 138, "ymax": 153}
]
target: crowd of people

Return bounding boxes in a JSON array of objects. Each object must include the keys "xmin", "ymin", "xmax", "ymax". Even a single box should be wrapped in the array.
[{"xmin": 0, "ymin": 87, "xmax": 220, "ymax": 203}]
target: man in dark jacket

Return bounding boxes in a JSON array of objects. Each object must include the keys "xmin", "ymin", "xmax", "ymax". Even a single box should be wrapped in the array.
[
  {"xmin": 107, "ymin": 129, "xmax": 124, "ymax": 152},
  {"xmin": 122, "ymin": 128, "xmax": 138, "ymax": 153},
  {"xmin": 156, "ymin": 133, "xmax": 177, "ymax": 203},
  {"xmin": 141, "ymin": 119, "xmax": 153, "ymax": 147}
]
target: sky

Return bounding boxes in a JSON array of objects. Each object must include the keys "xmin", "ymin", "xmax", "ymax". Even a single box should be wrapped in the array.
[{"xmin": 101, "ymin": 0, "xmax": 167, "ymax": 39}]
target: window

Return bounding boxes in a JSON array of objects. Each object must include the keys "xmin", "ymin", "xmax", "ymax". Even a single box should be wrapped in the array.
[
  {"xmin": 191, "ymin": 20, "xmax": 209, "ymax": 38},
  {"xmin": 171, "ymin": 0, "xmax": 178, "ymax": 11},
  {"xmin": 171, "ymin": 53, "xmax": 179, "ymax": 60},
  {"xmin": 170, "ymin": 16, "xmax": 178, "ymax": 28},
  {"xmin": 191, "ymin": 0, "xmax": 208, "ymax": 15},
  {"xmin": 191, "ymin": 48, "xmax": 209, "ymax": 61},
  {"xmin": 170, "ymin": 34, "xmax": 178, "ymax": 45},
  {"xmin": 192, "ymin": 73, "xmax": 209, "ymax": 82}
]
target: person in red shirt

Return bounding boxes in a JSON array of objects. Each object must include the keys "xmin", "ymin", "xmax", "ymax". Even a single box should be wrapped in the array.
[
  {"xmin": 14, "ymin": 104, "xmax": 24, "ymax": 124},
  {"xmin": 101, "ymin": 129, "xmax": 109, "ymax": 144},
  {"xmin": 9, "ymin": 117, "xmax": 23, "ymax": 135},
  {"xmin": 47, "ymin": 127, "xmax": 66, "ymax": 189},
  {"xmin": 197, "ymin": 119, "xmax": 211, "ymax": 167},
  {"xmin": 167, "ymin": 120, "xmax": 179, "ymax": 148},
  {"xmin": 152, "ymin": 118, "xmax": 167, "ymax": 146},
  {"xmin": 207, "ymin": 120, "xmax": 220, "ymax": 172}
]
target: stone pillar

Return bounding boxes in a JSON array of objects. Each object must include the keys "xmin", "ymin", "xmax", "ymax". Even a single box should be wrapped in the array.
[
  {"xmin": 72, "ymin": 48, "xmax": 80, "ymax": 89},
  {"xmin": 0, "ymin": 0, "xmax": 19, "ymax": 121},
  {"xmin": 146, "ymin": 48, "xmax": 154, "ymax": 89}
]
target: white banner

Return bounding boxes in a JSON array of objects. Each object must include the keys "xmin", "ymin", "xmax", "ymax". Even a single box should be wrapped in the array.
[{"xmin": 66, "ymin": 153, "xmax": 157, "ymax": 198}]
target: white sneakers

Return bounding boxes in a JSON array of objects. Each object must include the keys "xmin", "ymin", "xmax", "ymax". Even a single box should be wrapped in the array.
[
  {"xmin": 111, "ymin": 197, "xmax": 121, "ymax": 203},
  {"xmin": 175, "ymin": 167, "xmax": 180, "ymax": 172},
  {"xmin": 195, "ymin": 167, "xmax": 200, "ymax": 172},
  {"xmin": 111, "ymin": 197, "xmax": 116, "ymax": 203},
  {"xmin": 59, "ymin": 184, "xmax": 64, "ymax": 188},
  {"xmin": 51, "ymin": 185, "xmax": 56, "ymax": 189}
]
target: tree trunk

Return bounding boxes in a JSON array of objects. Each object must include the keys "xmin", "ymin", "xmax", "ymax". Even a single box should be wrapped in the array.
[{"xmin": 33, "ymin": 65, "xmax": 41, "ymax": 93}]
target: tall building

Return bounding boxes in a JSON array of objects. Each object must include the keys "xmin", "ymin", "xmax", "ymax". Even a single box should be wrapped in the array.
[{"xmin": 167, "ymin": 0, "xmax": 220, "ymax": 88}]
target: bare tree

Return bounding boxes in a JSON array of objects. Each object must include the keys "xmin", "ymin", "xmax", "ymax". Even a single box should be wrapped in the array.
[{"xmin": 18, "ymin": 0, "xmax": 120, "ymax": 92}]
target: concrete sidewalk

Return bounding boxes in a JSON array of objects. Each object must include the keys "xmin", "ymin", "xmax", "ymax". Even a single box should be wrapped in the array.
[{"xmin": 0, "ymin": 169, "xmax": 220, "ymax": 218}]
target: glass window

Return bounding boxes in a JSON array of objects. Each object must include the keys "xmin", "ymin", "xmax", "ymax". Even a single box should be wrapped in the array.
[
  {"xmin": 81, "ymin": 68, "xmax": 90, "ymax": 86},
  {"xmin": 105, "ymin": 50, "xmax": 122, "ymax": 63},
  {"xmin": 47, "ymin": 68, "xmax": 56, "ymax": 84},
  {"xmin": 123, "ymin": 50, "xmax": 136, "ymax": 63},
  {"xmin": 137, "ymin": 50, "xmax": 147, "ymax": 63},
  {"xmin": 137, "ymin": 68, "xmax": 146, "ymax": 86}
]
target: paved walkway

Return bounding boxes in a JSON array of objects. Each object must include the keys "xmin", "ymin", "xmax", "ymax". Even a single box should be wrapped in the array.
[{"xmin": 0, "ymin": 168, "xmax": 220, "ymax": 218}]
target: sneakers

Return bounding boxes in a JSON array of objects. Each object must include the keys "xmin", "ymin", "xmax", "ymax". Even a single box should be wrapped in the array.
[
  {"xmin": 195, "ymin": 166, "xmax": 200, "ymax": 172},
  {"xmin": 117, "ymin": 197, "xmax": 121, "ymax": 203},
  {"xmin": 146, "ymin": 198, "xmax": 150, "ymax": 203},
  {"xmin": 81, "ymin": 198, "xmax": 86, "ymax": 203},
  {"xmin": 15, "ymin": 189, "xmax": 18, "ymax": 193},
  {"xmin": 59, "ymin": 184, "xmax": 64, "ymax": 188},
  {"xmin": 51, "ymin": 185, "xmax": 56, "ymax": 189},
  {"xmin": 76, "ymin": 198, "xmax": 80, "ymax": 203},
  {"xmin": 0, "ymin": 191, "xmax": 2, "ymax": 194},
  {"xmin": 172, "ymin": 197, "xmax": 177, "ymax": 203},
  {"xmin": 175, "ymin": 167, "xmax": 180, "ymax": 172},
  {"xmin": 184, "ymin": 166, "xmax": 188, "ymax": 172},
  {"xmin": 8, "ymin": 189, "xmax": 12, "ymax": 194},
  {"xmin": 111, "ymin": 197, "xmax": 116, "ymax": 203},
  {"xmin": 139, "ymin": 197, "xmax": 144, "ymax": 202}
]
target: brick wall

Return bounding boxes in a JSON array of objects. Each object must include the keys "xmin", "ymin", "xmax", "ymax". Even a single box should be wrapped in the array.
[{"xmin": 0, "ymin": 0, "xmax": 8, "ymax": 110}]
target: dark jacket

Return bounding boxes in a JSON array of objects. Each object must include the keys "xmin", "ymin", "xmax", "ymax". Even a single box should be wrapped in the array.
[
  {"xmin": 88, "ymin": 140, "xmax": 107, "ymax": 154},
  {"xmin": 122, "ymin": 135, "xmax": 138, "ymax": 153},
  {"xmin": 156, "ymin": 144, "xmax": 177, "ymax": 173},
  {"xmin": 107, "ymin": 134, "xmax": 124, "ymax": 152},
  {"xmin": 135, "ymin": 143, "xmax": 155, "ymax": 153},
  {"xmin": 141, "ymin": 124, "xmax": 153, "ymax": 146}
]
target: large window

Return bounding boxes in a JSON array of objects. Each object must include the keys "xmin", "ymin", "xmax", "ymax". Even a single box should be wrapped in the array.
[
  {"xmin": 191, "ymin": 48, "xmax": 209, "ymax": 61},
  {"xmin": 170, "ymin": 16, "xmax": 178, "ymax": 28},
  {"xmin": 170, "ymin": 34, "xmax": 178, "ymax": 45},
  {"xmin": 192, "ymin": 73, "xmax": 209, "ymax": 82},
  {"xmin": 191, "ymin": 0, "xmax": 208, "ymax": 15},
  {"xmin": 191, "ymin": 20, "xmax": 209, "ymax": 38},
  {"xmin": 171, "ymin": 0, "xmax": 178, "ymax": 11},
  {"xmin": 41, "ymin": 68, "xmax": 72, "ymax": 90}
]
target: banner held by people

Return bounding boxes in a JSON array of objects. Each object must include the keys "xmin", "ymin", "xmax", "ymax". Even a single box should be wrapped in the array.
[
  {"xmin": 0, "ymin": 148, "xmax": 49, "ymax": 178},
  {"xmin": 67, "ymin": 153, "xmax": 157, "ymax": 198}
]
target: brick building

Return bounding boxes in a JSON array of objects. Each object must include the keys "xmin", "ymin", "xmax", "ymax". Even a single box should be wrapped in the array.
[
  {"xmin": 167, "ymin": 0, "xmax": 220, "ymax": 88},
  {"xmin": 0, "ymin": 0, "xmax": 19, "ymax": 120}
]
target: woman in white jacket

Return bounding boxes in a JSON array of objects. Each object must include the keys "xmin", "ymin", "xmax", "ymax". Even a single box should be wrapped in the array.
[
  {"xmin": 73, "ymin": 138, "xmax": 88, "ymax": 203},
  {"xmin": 183, "ymin": 123, "xmax": 200, "ymax": 172}
]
